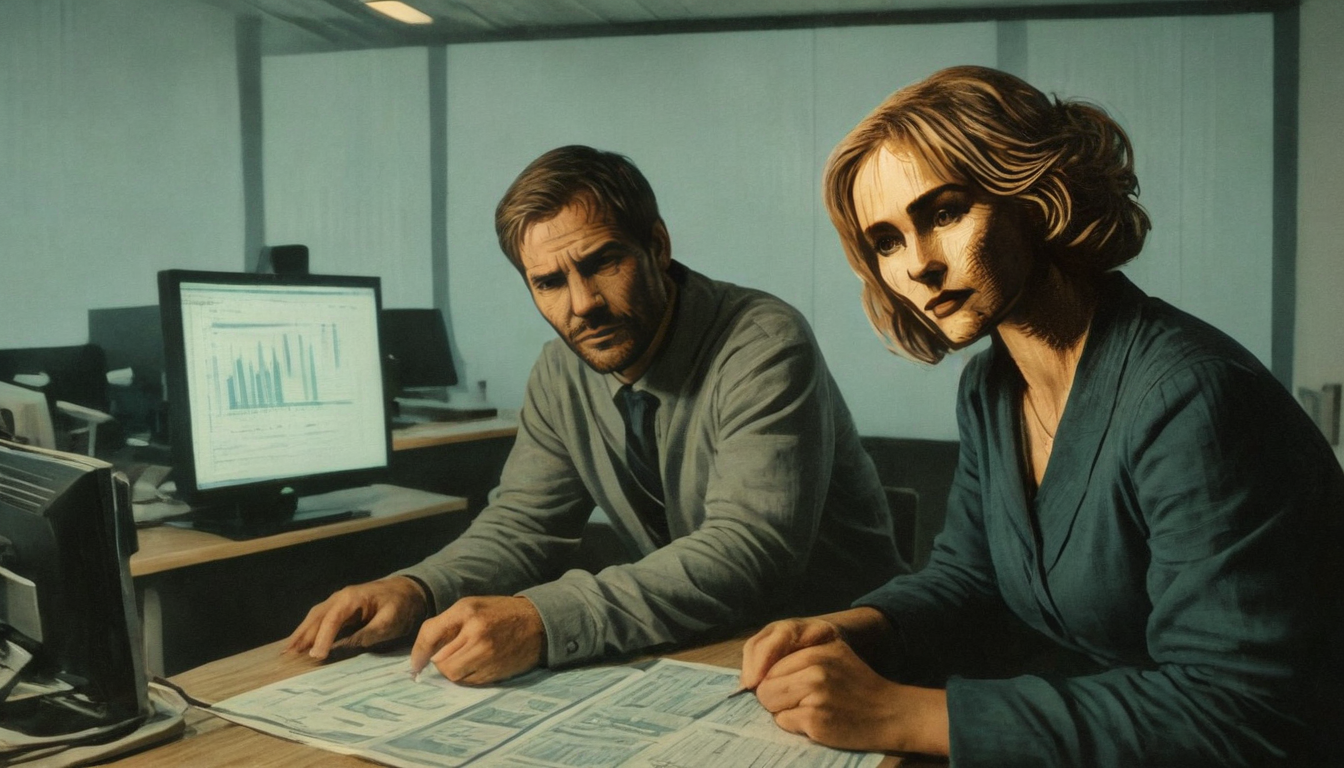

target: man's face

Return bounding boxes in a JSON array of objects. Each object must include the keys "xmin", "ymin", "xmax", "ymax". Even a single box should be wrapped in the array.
[{"xmin": 519, "ymin": 199, "xmax": 672, "ymax": 376}]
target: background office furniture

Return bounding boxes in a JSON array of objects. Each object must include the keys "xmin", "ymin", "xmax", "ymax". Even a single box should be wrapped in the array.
[
  {"xmin": 381, "ymin": 307, "xmax": 458, "ymax": 393},
  {"xmin": 388, "ymin": 416, "xmax": 517, "ymax": 514},
  {"xmin": 88, "ymin": 305, "xmax": 168, "ymax": 443},
  {"xmin": 860, "ymin": 436, "xmax": 960, "ymax": 571},
  {"xmin": 130, "ymin": 484, "xmax": 470, "ymax": 676},
  {"xmin": 0, "ymin": 344, "xmax": 118, "ymax": 456},
  {"xmin": 381, "ymin": 307, "xmax": 498, "ymax": 423},
  {"xmin": 0, "ymin": 380, "xmax": 56, "ymax": 448}
]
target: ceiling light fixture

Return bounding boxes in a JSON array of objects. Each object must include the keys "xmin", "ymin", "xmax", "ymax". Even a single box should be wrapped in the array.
[{"xmin": 364, "ymin": 1, "xmax": 433, "ymax": 25}]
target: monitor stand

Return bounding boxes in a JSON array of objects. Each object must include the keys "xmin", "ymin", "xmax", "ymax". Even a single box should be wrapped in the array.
[{"xmin": 179, "ymin": 489, "xmax": 370, "ymax": 540}]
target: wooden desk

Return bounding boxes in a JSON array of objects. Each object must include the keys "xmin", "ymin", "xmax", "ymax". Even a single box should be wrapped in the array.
[
  {"xmin": 109, "ymin": 635, "xmax": 935, "ymax": 768},
  {"xmin": 131, "ymin": 484, "xmax": 468, "ymax": 677},
  {"xmin": 132, "ymin": 484, "xmax": 466, "ymax": 577},
  {"xmin": 390, "ymin": 415, "xmax": 517, "ymax": 452},
  {"xmin": 387, "ymin": 416, "xmax": 517, "ymax": 512}
]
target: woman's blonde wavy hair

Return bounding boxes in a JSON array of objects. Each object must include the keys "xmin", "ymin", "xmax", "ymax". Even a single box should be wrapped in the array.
[{"xmin": 823, "ymin": 65, "xmax": 1151, "ymax": 364}]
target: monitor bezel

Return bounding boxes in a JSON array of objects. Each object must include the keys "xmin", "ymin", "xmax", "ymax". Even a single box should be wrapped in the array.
[{"xmin": 157, "ymin": 269, "xmax": 392, "ymax": 508}]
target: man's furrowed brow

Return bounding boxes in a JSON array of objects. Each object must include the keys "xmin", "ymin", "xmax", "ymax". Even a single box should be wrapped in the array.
[
  {"xmin": 528, "ymin": 266, "xmax": 563, "ymax": 289},
  {"xmin": 573, "ymin": 241, "xmax": 626, "ymax": 274}
]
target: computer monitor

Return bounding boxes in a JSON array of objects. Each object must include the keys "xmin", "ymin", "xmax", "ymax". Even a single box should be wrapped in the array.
[
  {"xmin": 380, "ymin": 308, "xmax": 458, "ymax": 392},
  {"xmin": 157, "ymin": 270, "xmax": 391, "ymax": 537},
  {"xmin": 0, "ymin": 438, "xmax": 147, "ymax": 742},
  {"xmin": 88, "ymin": 305, "xmax": 166, "ymax": 442}
]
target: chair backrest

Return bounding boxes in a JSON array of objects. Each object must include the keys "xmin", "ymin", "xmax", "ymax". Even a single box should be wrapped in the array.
[
  {"xmin": 0, "ymin": 344, "xmax": 109, "ymax": 413},
  {"xmin": 0, "ymin": 381, "xmax": 56, "ymax": 449},
  {"xmin": 861, "ymin": 436, "xmax": 961, "ymax": 571}
]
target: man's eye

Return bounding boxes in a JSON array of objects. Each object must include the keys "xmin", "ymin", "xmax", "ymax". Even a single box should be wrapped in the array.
[
  {"xmin": 873, "ymin": 235, "xmax": 902, "ymax": 256},
  {"xmin": 533, "ymin": 277, "xmax": 563, "ymax": 292}
]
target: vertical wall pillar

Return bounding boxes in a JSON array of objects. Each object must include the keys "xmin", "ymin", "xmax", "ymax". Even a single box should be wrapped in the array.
[
  {"xmin": 1271, "ymin": 5, "xmax": 1300, "ymax": 388},
  {"xmin": 238, "ymin": 16, "xmax": 265, "ymax": 272}
]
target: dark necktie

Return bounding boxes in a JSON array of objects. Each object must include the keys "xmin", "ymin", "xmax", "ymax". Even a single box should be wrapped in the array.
[{"xmin": 614, "ymin": 386, "xmax": 669, "ymax": 546}]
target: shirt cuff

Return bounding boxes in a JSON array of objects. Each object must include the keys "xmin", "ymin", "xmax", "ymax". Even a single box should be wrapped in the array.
[
  {"xmin": 400, "ymin": 574, "xmax": 437, "ymax": 619},
  {"xmin": 518, "ymin": 579, "xmax": 599, "ymax": 667},
  {"xmin": 392, "ymin": 565, "xmax": 455, "ymax": 620}
]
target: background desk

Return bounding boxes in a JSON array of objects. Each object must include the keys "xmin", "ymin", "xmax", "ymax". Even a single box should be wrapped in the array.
[
  {"xmin": 109, "ymin": 635, "xmax": 935, "ymax": 768},
  {"xmin": 131, "ymin": 484, "xmax": 470, "ymax": 677},
  {"xmin": 388, "ymin": 415, "xmax": 517, "ymax": 513}
]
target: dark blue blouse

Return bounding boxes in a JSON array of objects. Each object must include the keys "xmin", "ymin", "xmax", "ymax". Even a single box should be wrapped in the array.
[{"xmin": 859, "ymin": 272, "xmax": 1343, "ymax": 767}]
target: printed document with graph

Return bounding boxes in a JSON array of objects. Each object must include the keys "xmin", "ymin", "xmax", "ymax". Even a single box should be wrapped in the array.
[{"xmin": 209, "ymin": 652, "xmax": 882, "ymax": 768}]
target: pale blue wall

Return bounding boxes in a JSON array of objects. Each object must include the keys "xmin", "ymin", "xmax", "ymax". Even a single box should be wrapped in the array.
[
  {"xmin": 0, "ymin": 0, "xmax": 244, "ymax": 348},
  {"xmin": 439, "ymin": 17, "xmax": 1273, "ymax": 438},
  {"xmin": 0, "ymin": 5, "xmax": 1276, "ymax": 440},
  {"xmin": 442, "ymin": 26, "xmax": 1002, "ymax": 435},
  {"xmin": 1024, "ymin": 14, "xmax": 1274, "ymax": 364},
  {"xmin": 262, "ymin": 48, "xmax": 435, "ymax": 309}
]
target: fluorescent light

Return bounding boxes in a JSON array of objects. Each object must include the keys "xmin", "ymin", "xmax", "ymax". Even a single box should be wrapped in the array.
[{"xmin": 365, "ymin": 1, "xmax": 433, "ymax": 25}]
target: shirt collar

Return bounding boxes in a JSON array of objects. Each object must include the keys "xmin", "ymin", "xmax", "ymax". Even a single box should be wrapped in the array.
[{"xmin": 604, "ymin": 261, "xmax": 706, "ymax": 400}]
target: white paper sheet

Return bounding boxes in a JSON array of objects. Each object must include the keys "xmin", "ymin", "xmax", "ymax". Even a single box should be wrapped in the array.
[{"xmin": 210, "ymin": 653, "xmax": 882, "ymax": 768}]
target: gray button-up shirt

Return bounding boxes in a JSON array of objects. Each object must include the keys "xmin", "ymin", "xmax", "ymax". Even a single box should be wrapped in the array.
[{"xmin": 400, "ymin": 263, "xmax": 903, "ymax": 666}]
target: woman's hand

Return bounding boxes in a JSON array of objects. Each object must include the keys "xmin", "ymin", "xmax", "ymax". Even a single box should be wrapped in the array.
[
  {"xmin": 739, "ymin": 617, "xmax": 843, "ymax": 692},
  {"xmin": 739, "ymin": 606, "xmax": 896, "ymax": 692},
  {"xmin": 754, "ymin": 639, "xmax": 950, "ymax": 756}
]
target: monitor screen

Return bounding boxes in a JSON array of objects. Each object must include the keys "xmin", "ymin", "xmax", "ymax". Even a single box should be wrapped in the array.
[{"xmin": 158, "ymin": 271, "xmax": 390, "ymax": 508}]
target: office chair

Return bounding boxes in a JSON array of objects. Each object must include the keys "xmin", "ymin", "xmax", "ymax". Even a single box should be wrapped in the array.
[{"xmin": 0, "ymin": 344, "xmax": 116, "ymax": 456}]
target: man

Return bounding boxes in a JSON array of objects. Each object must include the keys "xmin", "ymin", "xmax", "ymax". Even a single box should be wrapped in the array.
[{"xmin": 286, "ymin": 145, "xmax": 904, "ymax": 684}]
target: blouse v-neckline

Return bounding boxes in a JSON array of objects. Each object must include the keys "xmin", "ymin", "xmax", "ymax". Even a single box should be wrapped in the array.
[{"xmin": 990, "ymin": 272, "xmax": 1143, "ymax": 573}]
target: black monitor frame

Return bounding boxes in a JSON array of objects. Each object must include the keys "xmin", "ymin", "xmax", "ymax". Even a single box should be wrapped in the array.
[
  {"xmin": 0, "ymin": 439, "xmax": 146, "ymax": 739},
  {"xmin": 157, "ymin": 270, "xmax": 391, "ymax": 533}
]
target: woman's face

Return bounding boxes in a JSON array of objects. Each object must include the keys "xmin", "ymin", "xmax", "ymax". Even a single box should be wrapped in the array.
[{"xmin": 852, "ymin": 143, "xmax": 1035, "ymax": 348}]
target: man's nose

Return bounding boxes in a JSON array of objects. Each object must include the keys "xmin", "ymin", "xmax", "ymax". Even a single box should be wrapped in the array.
[{"xmin": 568, "ymin": 275, "xmax": 604, "ymax": 316}]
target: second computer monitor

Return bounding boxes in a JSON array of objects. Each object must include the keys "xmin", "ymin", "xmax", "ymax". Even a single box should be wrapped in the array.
[{"xmin": 380, "ymin": 308, "xmax": 458, "ymax": 393}]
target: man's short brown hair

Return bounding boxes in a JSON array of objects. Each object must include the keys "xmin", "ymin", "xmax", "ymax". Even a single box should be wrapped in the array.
[{"xmin": 495, "ymin": 145, "xmax": 663, "ymax": 272}]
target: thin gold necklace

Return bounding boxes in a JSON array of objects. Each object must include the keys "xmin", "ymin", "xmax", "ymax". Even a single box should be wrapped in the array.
[{"xmin": 1024, "ymin": 392, "xmax": 1057, "ymax": 446}]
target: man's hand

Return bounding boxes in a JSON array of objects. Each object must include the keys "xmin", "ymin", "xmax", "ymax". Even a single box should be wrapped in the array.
[
  {"xmin": 409, "ymin": 596, "xmax": 545, "ymax": 685},
  {"xmin": 285, "ymin": 576, "xmax": 427, "ymax": 660},
  {"xmin": 754, "ymin": 639, "xmax": 949, "ymax": 756}
]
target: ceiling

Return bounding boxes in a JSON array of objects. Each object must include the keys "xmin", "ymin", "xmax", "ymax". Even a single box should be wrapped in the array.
[{"xmin": 200, "ymin": 0, "xmax": 1289, "ymax": 54}]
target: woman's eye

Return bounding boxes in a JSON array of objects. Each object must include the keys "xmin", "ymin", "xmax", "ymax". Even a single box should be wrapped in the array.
[
  {"xmin": 874, "ymin": 235, "xmax": 902, "ymax": 256},
  {"xmin": 934, "ymin": 207, "xmax": 963, "ymax": 227}
]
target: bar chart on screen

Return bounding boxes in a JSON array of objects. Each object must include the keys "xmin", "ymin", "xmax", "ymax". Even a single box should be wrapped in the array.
[{"xmin": 212, "ymin": 323, "xmax": 348, "ymax": 411}]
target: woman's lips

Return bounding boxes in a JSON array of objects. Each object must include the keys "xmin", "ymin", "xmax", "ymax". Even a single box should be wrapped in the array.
[{"xmin": 925, "ymin": 289, "xmax": 974, "ymax": 319}]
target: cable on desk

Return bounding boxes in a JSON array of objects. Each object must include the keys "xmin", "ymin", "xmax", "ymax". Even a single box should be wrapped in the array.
[{"xmin": 150, "ymin": 676, "xmax": 213, "ymax": 709}]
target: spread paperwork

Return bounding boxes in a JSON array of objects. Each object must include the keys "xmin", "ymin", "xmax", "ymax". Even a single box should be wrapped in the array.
[{"xmin": 210, "ymin": 652, "xmax": 882, "ymax": 768}]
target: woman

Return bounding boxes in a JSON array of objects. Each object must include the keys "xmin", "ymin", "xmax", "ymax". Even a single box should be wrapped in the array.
[{"xmin": 738, "ymin": 66, "xmax": 1343, "ymax": 766}]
